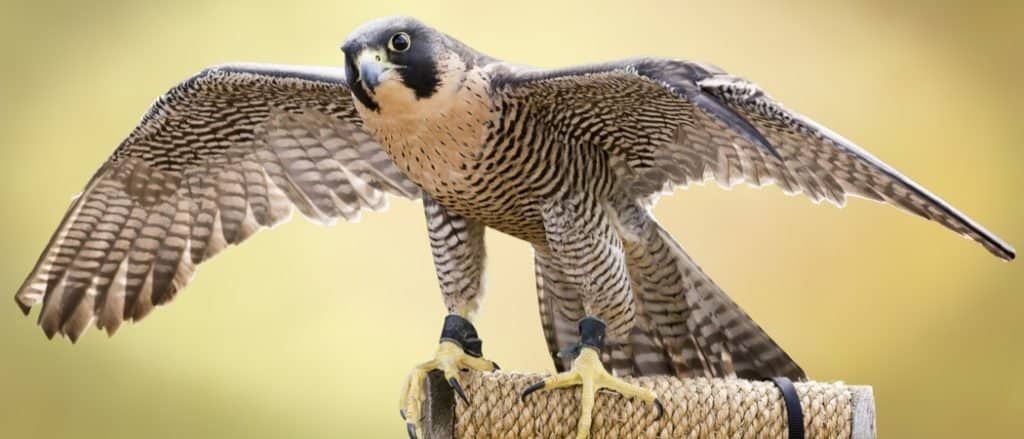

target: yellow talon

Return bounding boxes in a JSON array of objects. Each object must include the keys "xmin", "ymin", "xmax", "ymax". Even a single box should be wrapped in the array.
[
  {"xmin": 400, "ymin": 340, "xmax": 499, "ymax": 438},
  {"xmin": 521, "ymin": 347, "xmax": 662, "ymax": 439}
]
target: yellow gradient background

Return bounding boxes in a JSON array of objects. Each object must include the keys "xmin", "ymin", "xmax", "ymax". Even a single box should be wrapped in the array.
[{"xmin": 1, "ymin": 1, "xmax": 1020, "ymax": 437}]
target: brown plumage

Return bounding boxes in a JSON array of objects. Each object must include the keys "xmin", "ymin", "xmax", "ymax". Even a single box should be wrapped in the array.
[{"xmin": 14, "ymin": 19, "xmax": 1014, "ymax": 436}]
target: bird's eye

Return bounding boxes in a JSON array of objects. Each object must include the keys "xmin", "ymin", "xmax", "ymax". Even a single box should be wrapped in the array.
[{"xmin": 388, "ymin": 32, "xmax": 411, "ymax": 53}]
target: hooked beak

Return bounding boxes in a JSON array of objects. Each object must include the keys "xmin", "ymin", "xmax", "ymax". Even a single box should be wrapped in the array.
[{"xmin": 355, "ymin": 49, "xmax": 393, "ymax": 92}]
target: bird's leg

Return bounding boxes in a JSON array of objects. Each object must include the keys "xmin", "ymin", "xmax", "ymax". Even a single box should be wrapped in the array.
[
  {"xmin": 399, "ymin": 314, "xmax": 499, "ymax": 439},
  {"xmin": 401, "ymin": 196, "xmax": 497, "ymax": 437},
  {"xmin": 521, "ymin": 317, "xmax": 662, "ymax": 439}
]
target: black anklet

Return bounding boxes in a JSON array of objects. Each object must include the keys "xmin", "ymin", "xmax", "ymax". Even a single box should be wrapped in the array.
[
  {"xmin": 578, "ymin": 317, "xmax": 606, "ymax": 351},
  {"xmin": 439, "ymin": 314, "xmax": 483, "ymax": 357},
  {"xmin": 557, "ymin": 317, "xmax": 607, "ymax": 359}
]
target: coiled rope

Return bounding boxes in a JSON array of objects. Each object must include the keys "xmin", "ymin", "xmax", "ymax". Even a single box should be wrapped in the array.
[{"xmin": 421, "ymin": 371, "xmax": 875, "ymax": 439}]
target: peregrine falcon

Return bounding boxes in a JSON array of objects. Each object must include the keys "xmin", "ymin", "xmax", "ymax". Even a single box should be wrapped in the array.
[{"xmin": 14, "ymin": 16, "xmax": 1014, "ymax": 439}]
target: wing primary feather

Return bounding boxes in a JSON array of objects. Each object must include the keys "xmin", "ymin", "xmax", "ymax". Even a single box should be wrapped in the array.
[{"xmin": 798, "ymin": 115, "xmax": 1016, "ymax": 260}]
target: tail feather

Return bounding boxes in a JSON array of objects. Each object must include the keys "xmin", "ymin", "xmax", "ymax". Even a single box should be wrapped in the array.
[
  {"xmin": 609, "ymin": 314, "xmax": 676, "ymax": 376},
  {"xmin": 533, "ymin": 201, "xmax": 804, "ymax": 380},
  {"xmin": 534, "ymin": 251, "xmax": 581, "ymax": 373},
  {"xmin": 615, "ymin": 203, "xmax": 805, "ymax": 380}
]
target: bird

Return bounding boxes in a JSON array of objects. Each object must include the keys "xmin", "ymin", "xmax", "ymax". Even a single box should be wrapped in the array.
[{"xmin": 13, "ymin": 15, "xmax": 1014, "ymax": 439}]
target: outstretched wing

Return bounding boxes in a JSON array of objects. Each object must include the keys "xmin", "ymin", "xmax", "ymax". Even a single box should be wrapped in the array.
[
  {"xmin": 491, "ymin": 59, "xmax": 1015, "ymax": 261},
  {"xmin": 15, "ymin": 64, "xmax": 420, "ymax": 341}
]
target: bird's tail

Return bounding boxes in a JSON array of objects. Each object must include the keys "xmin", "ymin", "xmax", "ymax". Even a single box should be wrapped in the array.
[{"xmin": 611, "ymin": 203, "xmax": 805, "ymax": 380}]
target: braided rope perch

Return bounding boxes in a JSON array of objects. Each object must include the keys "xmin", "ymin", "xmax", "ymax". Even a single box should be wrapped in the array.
[{"xmin": 422, "ymin": 371, "xmax": 876, "ymax": 439}]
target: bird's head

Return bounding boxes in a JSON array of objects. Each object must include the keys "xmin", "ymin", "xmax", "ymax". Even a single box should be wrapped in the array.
[{"xmin": 341, "ymin": 16, "xmax": 470, "ymax": 117}]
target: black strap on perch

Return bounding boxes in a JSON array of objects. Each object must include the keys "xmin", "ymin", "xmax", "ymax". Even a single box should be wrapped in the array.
[{"xmin": 770, "ymin": 376, "xmax": 805, "ymax": 439}]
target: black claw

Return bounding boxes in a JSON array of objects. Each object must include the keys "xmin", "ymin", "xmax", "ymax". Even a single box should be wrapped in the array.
[
  {"xmin": 406, "ymin": 423, "xmax": 417, "ymax": 439},
  {"xmin": 449, "ymin": 377, "xmax": 470, "ymax": 405},
  {"xmin": 400, "ymin": 408, "xmax": 406, "ymax": 421},
  {"xmin": 653, "ymin": 399, "xmax": 665, "ymax": 420},
  {"xmin": 520, "ymin": 381, "xmax": 545, "ymax": 402},
  {"xmin": 491, "ymin": 361, "xmax": 501, "ymax": 370}
]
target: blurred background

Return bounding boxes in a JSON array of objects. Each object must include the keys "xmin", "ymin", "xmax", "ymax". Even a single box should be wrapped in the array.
[{"xmin": 0, "ymin": 0, "xmax": 1021, "ymax": 437}]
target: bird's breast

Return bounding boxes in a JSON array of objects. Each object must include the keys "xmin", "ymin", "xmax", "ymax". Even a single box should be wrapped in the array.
[
  {"xmin": 362, "ymin": 82, "xmax": 494, "ymax": 201},
  {"xmin": 358, "ymin": 69, "xmax": 554, "ymax": 243}
]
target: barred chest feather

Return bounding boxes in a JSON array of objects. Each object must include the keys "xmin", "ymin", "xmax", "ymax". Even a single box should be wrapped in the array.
[
  {"xmin": 357, "ymin": 68, "xmax": 494, "ymax": 200},
  {"xmin": 355, "ymin": 63, "xmax": 554, "ymax": 243}
]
